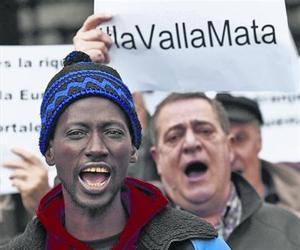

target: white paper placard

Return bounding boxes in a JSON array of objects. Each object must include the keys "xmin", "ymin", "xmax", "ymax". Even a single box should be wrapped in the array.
[
  {"xmin": 0, "ymin": 45, "xmax": 73, "ymax": 194},
  {"xmin": 95, "ymin": 0, "xmax": 299, "ymax": 91}
]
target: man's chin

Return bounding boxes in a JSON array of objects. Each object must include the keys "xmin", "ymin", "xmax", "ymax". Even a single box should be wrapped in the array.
[
  {"xmin": 184, "ymin": 188, "xmax": 216, "ymax": 205},
  {"xmin": 72, "ymin": 197, "xmax": 111, "ymax": 214}
]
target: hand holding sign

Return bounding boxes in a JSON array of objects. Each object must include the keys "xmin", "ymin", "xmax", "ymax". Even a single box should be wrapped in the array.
[{"xmin": 73, "ymin": 13, "xmax": 113, "ymax": 63}]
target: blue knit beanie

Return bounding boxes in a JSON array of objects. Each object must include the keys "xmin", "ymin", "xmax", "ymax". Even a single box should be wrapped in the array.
[{"xmin": 39, "ymin": 51, "xmax": 141, "ymax": 155}]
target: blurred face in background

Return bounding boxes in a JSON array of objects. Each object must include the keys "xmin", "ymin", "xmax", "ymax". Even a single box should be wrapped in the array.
[
  {"xmin": 151, "ymin": 98, "xmax": 233, "ymax": 217},
  {"xmin": 230, "ymin": 121, "xmax": 262, "ymax": 179}
]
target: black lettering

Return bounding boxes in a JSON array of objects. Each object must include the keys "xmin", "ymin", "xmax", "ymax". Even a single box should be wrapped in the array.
[
  {"xmin": 19, "ymin": 125, "xmax": 27, "ymax": 133},
  {"xmin": 18, "ymin": 58, "xmax": 32, "ymax": 68},
  {"xmin": 190, "ymin": 29, "xmax": 206, "ymax": 48},
  {"xmin": 112, "ymin": 26, "xmax": 119, "ymax": 48},
  {"xmin": 175, "ymin": 23, "xmax": 182, "ymax": 49},
  {"xmin": 0, "ymin": 91, "xmax": 13, "ymax": 100},
  {"xmin": 159, "ymin": 31, "xmax": 175, "ymax": 49},
  {"xmin": 182, "ymin": 22, "xmax": 189, "ymax": 48},
  {"xmin": 235, "ymin": 26, "xmax": 250, "ymax": 45},
  {"xmin": 20, "ymin": 89, "xmax": 28, "ymax": 100},
  {"xmin": 262, "ymin": 24, "xmax": 276, "ymax": 44},
  {"xmin": 208, "ymin": 20, "xmax": 232, "ymax": 46},
  {"xmin": 121, "ymin": 33, "xmax": 137, "ymax": 49},
  {"xmin": 251, "ymin": 20, "xmax": 261, "ymax": 44},
  {"xmin": 135, "ymin": 24, "xmax": 155, "ymax": 49}
]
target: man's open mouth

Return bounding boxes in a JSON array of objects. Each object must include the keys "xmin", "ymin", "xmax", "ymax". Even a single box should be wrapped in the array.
[
  {"xmin": 184, "ymin": 161, "xmax": 208, "ymax": 179},
  {"xmin": 79, "ymin": 165, "xmax": 111, "ymax": 190}
]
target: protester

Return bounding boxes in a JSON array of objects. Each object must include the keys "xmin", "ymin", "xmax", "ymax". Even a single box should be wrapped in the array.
[
  {"xmin": 150, "ymin": 92, "xmax": 300, "ymax": 250},
  {"xmin": 0, "ymin": 148, "xmax": 50, "ymax": 245},
  {"xmin": 215, "ymin": 93, "xmax": 300, "ymax": 217},
  {"xmin": 1, "ymin": 51, "xmax": 229, "ymax": 249}
]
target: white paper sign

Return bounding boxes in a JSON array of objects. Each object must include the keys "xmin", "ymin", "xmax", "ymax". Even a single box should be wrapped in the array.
[
  {"xmin": 95, "ymin": 0, "xmax": 299, "ymax": 92},
  {"xmin": 239, "ymin": 92, "xmax": 300, "ymax": 162},
  {"xmin": 0, "ymin": 45, "xmax": 72, "ymax": 194}
]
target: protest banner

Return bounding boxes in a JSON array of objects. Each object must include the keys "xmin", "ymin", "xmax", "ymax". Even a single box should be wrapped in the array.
[
  {"xmin": 95, "ymin": 0, "xmax": 299, "ymax": 91},
  {"xmin": 0, "ymin": 45, "xmax": 72, "ymax": 194},
  {"xmin": 243, "ymin": 92, "xmax": 300, "ymax": 163}
]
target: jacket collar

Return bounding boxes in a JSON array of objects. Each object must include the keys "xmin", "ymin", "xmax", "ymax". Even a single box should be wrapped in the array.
[
  {"xmin": 36, "ymin": 177, "xmax": 168, "ymax": 250},
  {"xmin": 231, "ymin": 172, "xmax": 263, "ymax": 223}
]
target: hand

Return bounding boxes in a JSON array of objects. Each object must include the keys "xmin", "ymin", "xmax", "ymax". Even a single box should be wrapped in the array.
[
  {"xmin": 73, "ymin": 13, "xmax": 113, "ymax": 63},
  {"xmin": 3, "ymin": 148, "xmax": 50, "ymax": 215}
]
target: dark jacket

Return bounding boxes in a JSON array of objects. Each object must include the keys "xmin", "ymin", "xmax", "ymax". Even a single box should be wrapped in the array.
[
  {"xmin": 1, "ymin": 177, "xmax": 218, "ymax": 250},
  {"xmin": 0, "ymin": 194, "xmax": 30, "ymax": 245},
  {"xmin": 261, "ymin": 159, "xmax": 300, "ymax": 217},
  {"xmin": 228, "ymin": 173, "xmax": 300, "ymax": 250}
]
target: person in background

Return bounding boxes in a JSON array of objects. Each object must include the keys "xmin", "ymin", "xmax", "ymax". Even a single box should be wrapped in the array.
[
  {"xmin": 149, "ymin": 92, "xmax": 300, "ymax": 250},
  {"xmin": 1, "ymin": 51, "xmax": 229, "ymax": 250},
  {"xmin": 216, "ymin": 93, "xmax": 300, "ymax": 217},
  {"xmin": 0, "ymin": 148, "xmax": 50, "ymax": 245}
]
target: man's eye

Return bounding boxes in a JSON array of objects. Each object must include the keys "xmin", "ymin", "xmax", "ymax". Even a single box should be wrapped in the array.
[
  {"xmin": 234, "ymin": 134, "xmax": 246, "ymax": 144},
  {"xmin": 166, "ymin": 134, "xmax": 180, "ymax": 144},
  {"xmin": 66, "ymin": 130, "xmax": 86, "ymax": 139},
  {"xmin": 197, "ymin": 127, "xmax": 213, "ymax": 137},
  {"xmin": 105, "ymin": 129, "xmax": 124, "ymax": 138},
  {"xmin": 201, "ymin": 128, "xmax": 213, "ymax": 135}
]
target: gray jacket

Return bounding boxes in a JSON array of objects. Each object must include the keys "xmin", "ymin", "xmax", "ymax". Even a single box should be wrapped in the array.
[
  {"xmin": 1, "ymin": 206, "xmax": 217, "ymax": 250},
  {"xmin": 228, "ymin": 173, "xmax": 300, "ymax": 250}
]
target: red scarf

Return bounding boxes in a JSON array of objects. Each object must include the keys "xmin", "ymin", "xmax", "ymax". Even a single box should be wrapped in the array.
[{"xmin": 37, "ymin": 177, "xmax": 168, "ymax": 250}]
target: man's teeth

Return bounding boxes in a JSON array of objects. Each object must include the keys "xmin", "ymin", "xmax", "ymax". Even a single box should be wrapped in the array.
[
  {"xmin": 82, "ymin": 167, "xmax": 109, "ymax": 173},
  {"xmin": 85, "ymin": 181, "xmax": 106, "ymax": 187}
]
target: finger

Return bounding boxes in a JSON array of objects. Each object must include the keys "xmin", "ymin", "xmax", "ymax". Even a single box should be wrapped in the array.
[
  {"xmin": 85, "ymin": 49, "xmax": 108, "ymax": 63},
  {"xmin": 11, "ymin": 147, "xmax": 41, "ymax": 165},
  {"xmin": 75, "ymin": 29, "xmax": 113, "ymax": 48},
  {"xmin": 9, "ymin": 169, "xmax": 28, "ymax": 181},
  {"xmin": 79, "ymin": 13, "xmax": 112, "ymax": 32},
  {"xmin": 3, "ymin": 160, "xmax": 27, "ymax": 170},
  {"xmin": 10, "ymin": 178, "xmax": 27, "ymax": 191},
  {"xmin": 76, "ymin": 40, "xmax": 110, "ymax": 53},
  {"xmin": 75, "ymin": 29, "xmax": 102, "ymax": 41}
]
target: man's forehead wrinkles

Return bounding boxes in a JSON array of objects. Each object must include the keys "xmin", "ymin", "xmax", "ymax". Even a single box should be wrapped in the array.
[{"xmin": 164, "ymin": 119, "xmax": 213, "ymax": 130}]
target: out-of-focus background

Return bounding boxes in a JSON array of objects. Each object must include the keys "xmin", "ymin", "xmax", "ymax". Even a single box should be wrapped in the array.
[
  {"xmin": 0, "ymin": 0, "xmax": 300, "ymax": 54},
  {"xmin": 0, "ymin": 0, "xmax": 92, "ymax": 45}
]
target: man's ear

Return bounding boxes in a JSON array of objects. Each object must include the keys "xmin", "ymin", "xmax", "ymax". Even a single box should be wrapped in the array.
[
  {"xmin": 150, "ymin": 146, "xmax": 162, "ymax": 175},
  {"xmin": 45, "ymin": 140, "xmax": 55, "ymax": 166},
  {"xmin": 129, "ymin": 146, "xmax": 138, "ymax": 163}
]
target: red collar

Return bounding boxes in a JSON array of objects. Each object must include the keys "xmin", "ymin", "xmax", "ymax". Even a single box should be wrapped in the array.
[{"xmin": 37, "ymin": 177, "xmax": 168, "ymax": 250}]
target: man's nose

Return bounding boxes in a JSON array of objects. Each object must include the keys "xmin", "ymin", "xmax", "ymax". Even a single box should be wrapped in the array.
[
  {"xmin": 85, "ymin": 133, "xmax": 109, "ymax": 158},
  {"xmin": 182, "ymin": 129, "xmax": 202, "ymax": 154}
]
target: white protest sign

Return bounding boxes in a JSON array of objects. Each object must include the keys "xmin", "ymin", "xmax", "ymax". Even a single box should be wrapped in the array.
[
  {"xmin": 95, "ymin": 0, "xmax": 299, "ymax": 92},
  {"xmin": 240, "ymin": 92, "xmax": 300, "ymax": 162},
  {"xmin": 0, "ymin": 45, "xmax": 72, "ymax": 194}
]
